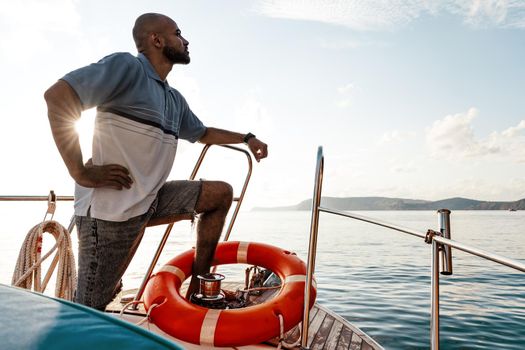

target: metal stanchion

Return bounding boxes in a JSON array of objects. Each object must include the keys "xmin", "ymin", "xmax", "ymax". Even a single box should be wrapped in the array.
[
  {"xmin": 430, "ymin": 237, "xmax": 440, "ymax": 350},
  {"xmin": 301, "ymin": 146, "xmax": 324, "ymax": 350},
  {"xmin": 438, "ymin": 209, "xmax": 453, "ymax": 275}
]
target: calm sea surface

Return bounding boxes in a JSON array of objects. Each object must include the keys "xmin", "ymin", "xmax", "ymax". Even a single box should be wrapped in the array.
[{"xmin": 1, "ymin": 207, "xmax": 524, "ymax": 349}]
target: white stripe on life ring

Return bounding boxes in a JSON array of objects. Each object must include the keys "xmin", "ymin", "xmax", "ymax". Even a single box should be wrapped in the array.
[
  {"xmin": 200, "ymin": 309, "xmax": 222, "ymax": 346},
  {"xmin": 157, "ymin": 265, "xmax": 186, "ymax": 282},
  {"xmin": 284, "ymin": 274, "xmax": 317, "ymax": 289},
  {"xmin": 237, "ymin": 241, "xmax": 250, "ymax": 263}
]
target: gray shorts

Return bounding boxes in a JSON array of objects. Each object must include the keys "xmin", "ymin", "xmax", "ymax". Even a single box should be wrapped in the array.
[{"xmin": 74, "ymin": 180, "xmax": 202, "ymax": 310}]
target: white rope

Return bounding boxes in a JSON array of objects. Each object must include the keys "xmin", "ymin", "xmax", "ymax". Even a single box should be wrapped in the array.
[
  {"xmin": 142, "ymin": 303, "xmax": 160, "ymax": 330},
  {"xmin": 119, "ymin": 300, "xmax": 144, "ymax": 318},
  {"xmin": 277, "ymin": 314, "xmax": 284, "ymax": 350},
  {"xmin": 11, "ymin": 220, "xmax": 77, "ymax": 300},
  {"xmin": 120, "ymin": 300, "xmax": 160, "ymax": 330},
  {"xmin": 277, "ymin": 314, "xmax": 302, "ymax": 349}
]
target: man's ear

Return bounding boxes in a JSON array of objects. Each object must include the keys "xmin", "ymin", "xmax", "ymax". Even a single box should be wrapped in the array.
[{"xmin": 152, "ymin": 33, "xmax": 162, "ymax": 48}]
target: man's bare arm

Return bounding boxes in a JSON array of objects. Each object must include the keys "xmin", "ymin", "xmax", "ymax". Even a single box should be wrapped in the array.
[
  {"xmin": 199, "ymin": 127, "xmax": 268, "ymax": 162},
  {"xmin": 44, "ymin": 80, "xmax": 133, "ymax": 190}
]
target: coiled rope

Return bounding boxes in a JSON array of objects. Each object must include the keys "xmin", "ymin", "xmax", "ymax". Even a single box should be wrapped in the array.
[{"xmin": 11, "ymin": 220, "xmax": 77, "ymax": 300}]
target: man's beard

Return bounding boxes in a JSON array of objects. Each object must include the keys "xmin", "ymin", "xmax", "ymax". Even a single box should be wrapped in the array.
[{"xmin": 163, "ymin": 45, "xmax": 190, "ymax": 64}]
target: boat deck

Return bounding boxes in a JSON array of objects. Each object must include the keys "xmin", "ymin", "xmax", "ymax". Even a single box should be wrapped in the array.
[
  {"xmin": 108, "ymin": 285, "xmax": 382, "ymax": 350},
  {"xmin": 286, "ymin": 304, "xmax": 379, "ymax": 350},
  {"xmin": 249, "ymin": 285, "xmax": 381, "ymax": 350}
]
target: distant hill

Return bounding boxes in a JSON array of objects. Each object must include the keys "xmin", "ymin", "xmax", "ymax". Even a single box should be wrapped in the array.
[{"xmin": 253, "ymin": 197, "xmax": 525, "ymax": 211}]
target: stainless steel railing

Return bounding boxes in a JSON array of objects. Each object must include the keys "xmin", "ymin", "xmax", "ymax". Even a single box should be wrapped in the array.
[
  {"xmin": 0, "ymin": 191, "xmax": 75, "ymax": 228},
  {"xmin": 132, "ymin": 143, "xmax": 253, "ymax": 307},
  {"xmin": 0, "ymin": 195, "xmax": 74, "ymax": 201},
  {"xmin": 191, "ymin": 144, "xmax": 253, "ymax": 242},
  {"xmin": 301, "ymin": 146, "xmax": 525, "ymax": 350}
]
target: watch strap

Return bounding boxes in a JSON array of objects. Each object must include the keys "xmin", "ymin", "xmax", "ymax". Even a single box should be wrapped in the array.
[{"xmin": 243, "ymin": 132, "xmax": 256, "ymax": 144}]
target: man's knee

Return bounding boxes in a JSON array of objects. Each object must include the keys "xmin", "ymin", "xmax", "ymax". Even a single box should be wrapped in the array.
[
  {"xmin": 218, "ymin": 181, "xmax": 233, "ymax": 203},
  {"xmin": 212, "ymin": 181, "xmax": 233, "ymax": 208},
  {"xmin": 197, "ymin": 181, "xmax": 233, "ymax": 212}
]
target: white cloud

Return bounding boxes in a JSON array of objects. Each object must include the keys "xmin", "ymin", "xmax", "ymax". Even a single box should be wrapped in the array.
[
  {"xmin": 336, "ymin": 83, "xmax": 356, "ymax": 108},
  {"xmin": 487, "ymin": 119, "xmax": 525, "ymax": 162},
  {"xmin": 426, "ymin": 108, "xmax": 496, "ymax": 157},
  {"xmin": 254, "ymin": 0, "xmax": 525, "ymax": 30},
  {"xmin": 255, "ymin": 0, "xmax": 424, "ymax": 30},
  {"xmin": 501, "ymin": 120, "xmax": 525, "ymax": 137},
  {"xmin": 449, "ymin": 0, "xmax": 525, "ymax": 28},
  {"xmin": 466, "ymin": 0, "xmax": 508, "ymax": 24},
  {"xmin": 426, "ymin": 108, "xmax": 525, "ymax": 161}
]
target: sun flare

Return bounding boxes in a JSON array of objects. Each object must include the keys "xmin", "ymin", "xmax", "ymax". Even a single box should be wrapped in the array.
[{"xmin": 74, "ymin": 108, "xmax": 96, "ymax": 157}]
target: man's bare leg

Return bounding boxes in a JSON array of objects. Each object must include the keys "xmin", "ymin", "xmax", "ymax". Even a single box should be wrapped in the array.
[{"xmin": 186, "ymin": 180, "xmax": 233, "ymax": 298}]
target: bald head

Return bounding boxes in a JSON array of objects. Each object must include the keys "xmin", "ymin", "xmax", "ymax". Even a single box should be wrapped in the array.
[{"xmin": 133, "ymin": 13, "xmax": 174, "ymax": 52}]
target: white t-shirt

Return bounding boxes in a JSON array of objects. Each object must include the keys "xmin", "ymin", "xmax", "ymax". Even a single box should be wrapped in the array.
[{"xmin": 62, "ymin": 52, "xmax": 206, "ymax": 222}]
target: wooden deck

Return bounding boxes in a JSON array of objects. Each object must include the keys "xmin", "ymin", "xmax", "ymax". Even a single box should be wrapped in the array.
[
  {"xmin": 108, "ymin": 285, "xmax": 383, "ymax": 350},
  {"xmin": 259, "ymin": 287, "xmax": 382, "ymax": 350},
  {"xmin": 261, "ymin": 303, "xmax": 382, "ymax": 350}
]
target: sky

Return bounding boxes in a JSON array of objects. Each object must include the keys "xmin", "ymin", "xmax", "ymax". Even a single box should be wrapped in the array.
[{"xmin": 0, "ymin": 0, "xmax": 524, "ymax": 210}]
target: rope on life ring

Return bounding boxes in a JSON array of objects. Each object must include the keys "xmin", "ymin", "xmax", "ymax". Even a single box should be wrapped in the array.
[
  {"xmin": 11, "ymin": 220, "xmax": 77, "ymax": 300},
  {"xmin": 277, "ymin": 314, "xmax": 302, "ymax": 349},
  {"xmin": 143, "ymin": 241, "xmax": 317, "ymax": 347}
]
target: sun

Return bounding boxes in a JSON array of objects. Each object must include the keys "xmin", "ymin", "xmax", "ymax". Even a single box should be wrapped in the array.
[{"xmin": 74, "ymin": 108, "xmax": 96, "ymax": 158}]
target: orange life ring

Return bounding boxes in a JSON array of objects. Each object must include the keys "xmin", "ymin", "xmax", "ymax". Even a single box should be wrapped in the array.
[{"xmin": 143, "ymin": 241, "xmax": 317, "ymax": 347}]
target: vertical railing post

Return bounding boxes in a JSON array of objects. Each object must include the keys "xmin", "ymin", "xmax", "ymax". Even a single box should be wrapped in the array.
[
  {"xmin": 431, "ymin": 209, "xmax": 452, "ymax": 348},
  {"xmin": 438, "ymin": 209, "xmax": 453, "ymax": 275},
  {"xmin": 430, "ymin": 237, "xmax": 440, "ymax": 350},
  {"xmin": 431, "ymin": 208, "xmax": 452, "ymax": 350},
  {"xmin": 67, "ymin": 215, "xmax": 76, "ymax": 234},
  {"xmin": 301, "ymin": 146, "xmax": 324, "ymax": 350}
]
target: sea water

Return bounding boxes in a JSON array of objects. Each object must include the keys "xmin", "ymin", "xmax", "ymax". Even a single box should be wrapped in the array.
[{"xmin": 1, "ymin": 207, "xmax": 523, "ymax": 349}]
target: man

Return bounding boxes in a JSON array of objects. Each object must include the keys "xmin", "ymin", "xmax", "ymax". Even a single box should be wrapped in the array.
[{"xmin": 44, "ymin": 13, "xmax": 268, "ymax": 310}]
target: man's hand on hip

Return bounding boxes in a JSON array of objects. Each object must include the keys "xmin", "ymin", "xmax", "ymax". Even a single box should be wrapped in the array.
[{"xmin": 74, "ymin": 159, "xmax": 133, "ymax": 190}]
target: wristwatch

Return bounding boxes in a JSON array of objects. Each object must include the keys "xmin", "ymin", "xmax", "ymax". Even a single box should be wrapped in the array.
[{"xmin": 243, "ymin": 132, "xmax": 256, "ymax": 144}]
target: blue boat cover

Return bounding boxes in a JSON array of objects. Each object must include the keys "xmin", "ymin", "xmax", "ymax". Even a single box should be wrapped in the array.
[{"xmin": 0, "ymin": 284, "xmax": 183, "ymax": 350}]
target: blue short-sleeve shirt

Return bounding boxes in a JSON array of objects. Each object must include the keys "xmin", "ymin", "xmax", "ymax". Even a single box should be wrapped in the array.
[{"xmin": 61, "ymin": 53, "xmax": 207, "ymax": 221}]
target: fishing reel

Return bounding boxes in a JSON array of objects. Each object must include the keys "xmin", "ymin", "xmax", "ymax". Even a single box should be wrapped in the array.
[
  {"xmin": 190, "ymin": 273, "xmax": 229, "ymax": 309},
  {"xmin": 190, "ymin": 266, "xmax": 281, "ymax": 310},
  {"xmin": 190, "ymin": 272, "xmax": 249, "ymax": 309}
]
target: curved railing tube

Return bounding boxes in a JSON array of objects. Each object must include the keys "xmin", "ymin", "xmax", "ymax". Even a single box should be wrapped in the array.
[
  {"xmin": 190, "ymin": 144, "xmax": 253, "ymax": 242},
  {"xmin": 132, "ymin": 144, "xmax": 253, "ymax": 308}
]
